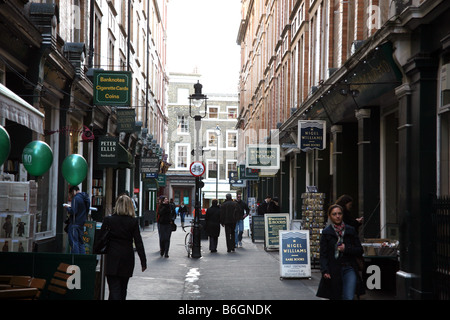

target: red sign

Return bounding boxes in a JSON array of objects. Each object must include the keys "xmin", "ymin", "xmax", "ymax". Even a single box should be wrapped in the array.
[{"xmin": 190, "ymin": 161, "xmax": 205, "ymax": 177}]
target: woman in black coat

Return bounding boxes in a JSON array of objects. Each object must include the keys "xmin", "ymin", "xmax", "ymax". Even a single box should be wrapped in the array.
[
  {"xmin": 316, "ymin": 204, "xmax": 364, "ymax": 300},
  {"xmin": 101, "ymin": 194, "xmax": 147, "ymax": 300},
  {"xmin": 205, "ymin": 199, "xmax": 221, "ymax": 252},
  {"xmin": 158, "ymin": 196, "xmax": 174, "ymax": 258}
]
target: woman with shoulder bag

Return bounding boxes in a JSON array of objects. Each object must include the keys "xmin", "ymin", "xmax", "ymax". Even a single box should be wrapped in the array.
[
  {"xmin": 316, "ymin": 204, "xmax": 365, "ymax": 300},
  {"xmin": 98, "ymin": 194, "xmax": 147, "ymax": 300},
  {"xmin": 158, "ymin": 196, "xmax": 174, "ymax": 258}
]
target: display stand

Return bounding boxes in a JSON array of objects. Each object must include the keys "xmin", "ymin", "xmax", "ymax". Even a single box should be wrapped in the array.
[
  {"xmin": 0, "ymin": 181, "xmax": 36, "ymax": 252},
  {"xmin": 301, "ymin": 191, "xmax": 325, "ymax": 269}
]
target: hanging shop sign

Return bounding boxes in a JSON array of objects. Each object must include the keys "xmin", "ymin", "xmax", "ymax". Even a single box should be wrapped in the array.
[
  {"xmin": 238, "ymin": 164, "xmax": 259, "ymax": 181},
  {"xmin": 298, "ymin": 120, "xmax": 326, "ymax": 151},
  {"xmin": 264, "ymin": 213, "xmax": 290, "ymax": 251},
  {"xmin": 246, "ymin": 144, "xmax": 280, "ymax": 170},
  {"xmin": 97, "ymin": 136, "xmax": 118, "ymax": 166},
  {"xmin": 93, "ymin": 70, "xmax": 132, "ymax": 106},
  {"xmin": 279, "ymin": 230, "xmax": 311, "ymax": 279},
  {"xmin": 116, "ymin": 108, "xmax": 136, "ymax": 133},
  {"xmin": 141, "ymin": 156, "xmax": 160, "ymax": 174}
]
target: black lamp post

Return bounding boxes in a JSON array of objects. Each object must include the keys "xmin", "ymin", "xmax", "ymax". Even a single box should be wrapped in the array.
[{"xmin": 189, "ymin": 81, "xmax": 208, "ymax": 259}]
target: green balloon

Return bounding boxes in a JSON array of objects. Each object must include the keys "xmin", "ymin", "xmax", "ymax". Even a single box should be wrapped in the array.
[
  {"xmin": 0, "ymin": 125, "xmax": 10, "ymax": 166},
  {"xmin": 62, "ymin": 154, "xmax": 88, "ymax": 186},
  {"xmin": 22, "ymin": 140, "xmax": 53, "ymax": 176}
]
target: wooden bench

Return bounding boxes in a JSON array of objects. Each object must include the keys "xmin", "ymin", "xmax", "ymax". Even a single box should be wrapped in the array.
[
  {"xmin": 0, "ymin": 276, "xmax": 46, "ymax": 300},
  {"xmin": 0, "ymin": 288, "xmax": 39, "ymax": 299}
]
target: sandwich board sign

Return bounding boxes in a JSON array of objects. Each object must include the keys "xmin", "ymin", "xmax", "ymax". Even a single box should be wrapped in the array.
[{"xmin": 279, "ymin": 230, "xmax": 311, "ymax": 279}]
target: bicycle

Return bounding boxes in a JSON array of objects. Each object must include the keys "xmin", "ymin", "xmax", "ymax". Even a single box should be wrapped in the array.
[{"xmin": 182, "ymin": 221, "xmax": 194, "ymax": 257}]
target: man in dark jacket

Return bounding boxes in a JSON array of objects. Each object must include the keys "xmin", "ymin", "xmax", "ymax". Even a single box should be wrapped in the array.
[
  {"xmin": 66, "ymin": 185, "xmax": 90, "ymax": 254},
  {"xmin": 257, "ymin": 195, "xmax": 276, "ymax": 215},
  {"xmin": 235, "ymin": 193, "xmax": 250, "ymax": 247},
  {"xmin": 220, "ymin": 194, "xmax": 239, "ymax": 252},
  {"xmin": 205, "ymin": 199, "xmax": 220, "ymax": 252}
]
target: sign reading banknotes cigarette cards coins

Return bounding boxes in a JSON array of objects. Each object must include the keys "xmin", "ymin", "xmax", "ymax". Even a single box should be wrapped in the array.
[
  {"xmin": 279, "ymin": 230, "xmax": 311, "ymax": 278},
  {"xmin": 190, "ymin": 161, "xmax": 205, "ymax": 177},
  {"xmin": 93, "ymin": 70, "xmax": 132, "ymax": 106},
  {"xmin": 298, "ymin": 120, "xmax": 326, "ymax": 151}
]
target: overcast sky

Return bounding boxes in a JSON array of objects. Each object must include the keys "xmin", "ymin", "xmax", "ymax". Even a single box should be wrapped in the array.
[{"xmin": 167, "ymin": 0, "xmax": 241, "ymax": 94}]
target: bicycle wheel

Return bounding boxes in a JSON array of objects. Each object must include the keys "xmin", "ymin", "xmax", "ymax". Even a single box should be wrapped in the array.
[{"xmin": 184, "ymin": 232, "xmax": 192, "ymax": 257}]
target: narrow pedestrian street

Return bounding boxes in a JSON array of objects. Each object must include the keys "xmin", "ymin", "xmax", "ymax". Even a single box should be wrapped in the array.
[{"xmin": 116, "ymin": 216, "xmax": 322, "ymax": 300}]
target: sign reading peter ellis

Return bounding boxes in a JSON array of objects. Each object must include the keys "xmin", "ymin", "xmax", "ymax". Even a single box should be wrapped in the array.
[
  {"xmin": 298, "ymin": 120, "xmax": 326, "ymax": 151},
  {"xmin": 97, "ymin": 136, "xmax": 118, "ymax": 165},
  {"xmin": 279, "ymin": 230, "xmax": 311, "ymax": 279},
  {"xmin": 93, "ymin": 70, "xmax": 132, "ymax": 106}
]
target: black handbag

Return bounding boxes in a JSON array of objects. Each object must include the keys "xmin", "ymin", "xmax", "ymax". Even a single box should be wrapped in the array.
[
  {"xmin": 171, "ymin": 222, "xmax": 177, "ymax": 232},
  {"xmin": 94, "ymin": 225, "xmax": 110, "ymax": 254}
]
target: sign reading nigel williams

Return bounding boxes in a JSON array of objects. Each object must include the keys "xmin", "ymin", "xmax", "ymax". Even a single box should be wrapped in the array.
[
  {"xmin": 298, "ymin": 120, "xmax": 326, "ymax": 151},
  {"xmin": 93, "ymin": 71, "xmax": 132, "ymax": 106},
  {"xmin": 279, "ymin": 230, "xmax": 311, "ymax": 278}
]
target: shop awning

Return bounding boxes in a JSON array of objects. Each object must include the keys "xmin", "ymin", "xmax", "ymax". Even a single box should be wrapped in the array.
[{"xmin": 0, "ymin": 83, "xmax": 44, "ymax": 134}]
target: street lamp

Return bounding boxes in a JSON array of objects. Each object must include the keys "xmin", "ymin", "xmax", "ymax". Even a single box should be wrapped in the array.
[
  {"xmin": 215, "ymin": 125, "xmax": 221, "ymax": 200},
  {"xmin": 188, "ymin": 81, "xmax": 208, "ymax": 259}
]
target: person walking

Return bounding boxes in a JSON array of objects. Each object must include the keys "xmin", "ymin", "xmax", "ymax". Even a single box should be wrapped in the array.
[
  {"xmin": 220, "ymin": 193, "xmax": 239, "ymax": 252},
  {"xmin": 234, "ymin": 193, "xmax": 249, "ymax": 248},
  {"xmin": 179, "ymin": 202, "xmax": 188, "ymax": 228},
  {"xmin": 257, "ymin": 195, "xmax": 276, "ymax": 215},
  {"xmin": 335, "ymin": 194, "xmax": 363, "ymax": 233},
  {"xmin": 316, "ymin": 204, "xmax": 364, "ymax": 300},
  {"xmin": 272, "ymin": 197, "xmax": 281, "ymax": 213},
  {"xmin": 158, "ymin": 196, "xmax": 175, "ymax": 258},
  {"xmin": 99, "ymin": 194, "xmax": 147, "ymax": 300},
  {"xmin": 205, "ymin": 199, "xmax": 221, "ymax": 252},
  {"xmin": 66, "ymin": 185, "xmax": 90, "ymax": 254}
]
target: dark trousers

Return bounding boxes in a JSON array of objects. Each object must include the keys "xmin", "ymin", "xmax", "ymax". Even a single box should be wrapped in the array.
[
  {"xmin": 107, "ymin": 275, "xmax": 130, "ymax": 300},
  {"xmin": 224, "ymin": 223, "xmax": 236, "ymax": 251},
  {"xmin": 159, "ymin": 223, "xmax": 172, "ymax": 256},
  {"xmin": 209, "ymin": 236, "xmax": 218, "ymax": 251}
]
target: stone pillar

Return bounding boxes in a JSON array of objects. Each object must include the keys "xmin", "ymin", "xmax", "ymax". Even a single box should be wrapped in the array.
[
  {"xmin": 356, "ymin": 108, "xmax": 380, "ymax": 238},
  {"xmin": 331, "ymin": 125, "xmax": 342, "ymax": 202}
]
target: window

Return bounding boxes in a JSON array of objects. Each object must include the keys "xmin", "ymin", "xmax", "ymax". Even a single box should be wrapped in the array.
[
  {"xmin": 207, "ymin": 131, "xmax": 219, "ymax": 148},
  {"xmin": 228, "ymin": 107, "xmax": 238, "ymax": 119},
  {"xmin": 175, "ymin": 144, "xmax": 190, "ymax": 169},
  {"xmin": 208, "ymin": 106, "xmax": 219, "ymax": 119},
  {"xmin": 177, "ymin": 116, "xmax": 189, "ymax": 134},
  {"xmin": 207, "ymin": 160, "xmax": 218, "ymax": 179},
  {"xmin": 227, "ymin": 160, "xmax": 238, "ymax": 180},
  {"xmin": 227, "ymin": 131, "xmax": 237, "ymax": 148}
]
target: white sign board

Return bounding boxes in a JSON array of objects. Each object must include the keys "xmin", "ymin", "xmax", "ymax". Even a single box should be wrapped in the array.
[{"xmin": 279, "ymin": 230, "xmax": 311, "ymax": 278}]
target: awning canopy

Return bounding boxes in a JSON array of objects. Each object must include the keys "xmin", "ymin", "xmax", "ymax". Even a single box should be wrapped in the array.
[{"xmin": 0, "ymin": 83, "xmax": 44, "ymax": 134}]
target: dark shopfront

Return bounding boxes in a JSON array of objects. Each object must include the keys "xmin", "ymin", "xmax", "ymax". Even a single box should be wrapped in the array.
[
  {"xmin": 281, "ymin": 2, "xmax": 450, "ymax": 296},
  {"xmin": 277, "ymin": 39, "xmax": 409, "ymax": 296}
]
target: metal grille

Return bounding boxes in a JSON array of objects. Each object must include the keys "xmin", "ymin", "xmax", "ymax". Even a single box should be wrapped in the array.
[{"xmin": 431, "ymin": 196, "xmax": 450, "ymax": 300}]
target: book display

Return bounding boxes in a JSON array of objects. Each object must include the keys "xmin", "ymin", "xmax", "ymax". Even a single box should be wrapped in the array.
[
  {"xmin": 301, "ymin": 192, "xmax": 326, "ymax": 267},
  {"xmin": 0, "ymin": 181, "xmax": 37, "ymax": 252}
]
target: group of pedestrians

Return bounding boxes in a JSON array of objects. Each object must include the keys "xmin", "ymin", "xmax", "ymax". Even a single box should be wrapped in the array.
[
  {"xmin": 205, "ymin": 193, "xmax": 250, "ymax": 253},
  {"xmin": 75, "ymin": 183, "xmax": 365, "ymax": 301}
]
